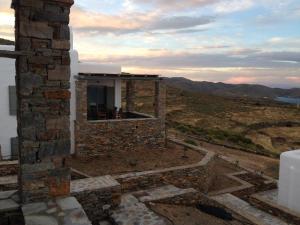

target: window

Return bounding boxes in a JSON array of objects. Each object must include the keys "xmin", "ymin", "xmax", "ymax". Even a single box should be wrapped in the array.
[
  {"xmin": 87, "ymin": 85, "xmax": 115, "ymax": 120},
  {"xmin": 9, "ymin": 86, "xmax": 17, "ymax": 116}
]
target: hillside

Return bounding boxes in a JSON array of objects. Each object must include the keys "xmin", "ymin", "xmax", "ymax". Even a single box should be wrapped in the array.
[
  {"xmin": 165, "ymin": 77, "xmax": 300, "ymax": 98},
  {"xmin": 0, "ymin": 38, "xmax": 14, "ymax": 45},
  {"xmin": 133, "ymin": 80, "xmax": 300, "ymax": 158}
]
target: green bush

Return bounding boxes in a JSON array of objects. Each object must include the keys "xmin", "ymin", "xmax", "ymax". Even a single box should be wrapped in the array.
[{"xmin": 184, "ymin": 139, "xmax": 198, "ymax": 146}]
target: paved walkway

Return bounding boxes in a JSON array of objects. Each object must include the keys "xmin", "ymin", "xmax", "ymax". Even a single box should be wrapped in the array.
[
  {"xmin": 212, "ymin": 193, "xmax": 288, "ymax": 225},
  {"xmin": 134, "ymin": 185, "xmax": 197, "ymax": 203},
  {"xmin": 112, "ymin": 194, "xmax": 171, "ymax": 225}
]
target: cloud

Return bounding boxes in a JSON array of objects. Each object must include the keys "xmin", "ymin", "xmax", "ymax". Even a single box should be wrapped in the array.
[
  {"xmin": 286, "ymin": 76, "xmax": 300, "ymax": 83},
  {"xmin": 214, "ymin": 0, "xmax": 254, "ymax": 13},
  {"xmin": 226, "ymin": 76, "xmax": 257, "ymax": 84},
  {"xmin": 93, "ymin": 50, "xmax": 300, "ymax": 69},
  {"xmin": 147, "ymin": 16, "xmax": 214, "ymax": 30},
  {"xmin": 129, "ymin": 0, "xmax": 220, "ymax": 11},
  {"xmin": 71, "ymin": 6, "xmax": 215, "ymax": 36}
]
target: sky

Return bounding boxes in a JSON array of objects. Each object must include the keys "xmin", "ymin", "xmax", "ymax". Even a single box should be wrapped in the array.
[{"xmin": 0, "ymin": 0, "xmax": 300, "ymax": 88}]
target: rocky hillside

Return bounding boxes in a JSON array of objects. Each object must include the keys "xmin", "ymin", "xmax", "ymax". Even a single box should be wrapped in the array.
[
  {"xmin": 133, "ymin": 80, "xmax": 300, "ymax": 158},
  {"xmin": 0, "ymin": 38, "xmax": 14, "ymax": 45},
  {"xmin": 165, "ymin": 77, "xmax": 300, "ymax": 98}
]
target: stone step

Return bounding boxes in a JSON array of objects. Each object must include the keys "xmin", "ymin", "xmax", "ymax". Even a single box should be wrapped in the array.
[
  {"xmin": 111, "ymin": 194, "xmax": 171, "ymax": 225},
  {"xmin": 22, "ymin": 197, "xmax": 92, "ymax": 225},
  {"xmin": 250, "ymin": 189, "xmax": 300, "ymax": 225},
  {"xmin": 133, "ymin": 185, "xmax": 197, "ymax": 203},
  {"xmin": 212, "ymin": 193, "xmax": 288, "ymax": 225}
]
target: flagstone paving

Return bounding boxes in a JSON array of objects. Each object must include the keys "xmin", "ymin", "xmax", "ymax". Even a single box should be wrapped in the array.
[
  {"xmin": 212, "ymin": 193, "xmax": 288, "ymax": 225},
  {"xmin": 112, "ymin": 194, "xmax": 171, "ymax": 225}
]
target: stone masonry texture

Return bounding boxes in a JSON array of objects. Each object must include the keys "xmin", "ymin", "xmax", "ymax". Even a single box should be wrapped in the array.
[
  {"xmin": 13, "ymin": 0, "xmax": 74, "ymax": 203},
  {"xmin": 75, "ymin": 79, "xmax": 166, "ymax": 158}
]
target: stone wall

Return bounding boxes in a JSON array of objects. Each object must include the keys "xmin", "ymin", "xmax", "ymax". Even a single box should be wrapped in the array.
[
  {"xmin": 75, "ymin": 118, "xmax": 166, "ymax": 158},
  {"xmin": 75, "ymin": 79, "xmax": 166, "ymax": 158},
  {"xmin": 0, "ymin": 161, "xmax": 18, "ymax": 176},
  {"xmin": 71, "ymin": 176, "xmax": 121, "ymax": 223},
  {"xmin": 114, "ymin": 146, "xmax": 216, "ymax": 194},
  {"xmin": 13, "ymin": 0, "xmax": 73, "ymax": 202}
]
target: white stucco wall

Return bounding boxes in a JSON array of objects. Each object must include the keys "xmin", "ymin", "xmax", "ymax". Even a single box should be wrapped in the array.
[
  {"xmin": 0, "ymin": 45, "xmax": 17, "ymax": 159},
  {"xmin": 70, "ymin": 50, "xmax": 79, "ymax": 154},
  {"xmin": 79, "ymin": 62, "xmax": 121, "ymax": 74},
  {"xmin": 115, "ymin": 79, "xmax": 122, "ymax": 110}
]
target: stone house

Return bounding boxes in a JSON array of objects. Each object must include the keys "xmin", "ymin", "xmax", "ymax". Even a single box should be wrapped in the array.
[{"xmin": 0, "ymin": 34, "xmax": 166, "ymax": 160}]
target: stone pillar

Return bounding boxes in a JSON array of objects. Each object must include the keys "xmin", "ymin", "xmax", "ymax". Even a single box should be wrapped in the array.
[
  {"xmin": 13, "ymin": 0, "xmax": 74, "ymax": 203},
  {"xmin": 126, "ymin": 80, "xmax": 135, "ymax": 112},
  {"xmin": 154, "ymin": 79, "xmax": 166, "ymax": 120},
  {"xmin": 75, "ymin": 80, "xmax": 88, "ymax": 122}
]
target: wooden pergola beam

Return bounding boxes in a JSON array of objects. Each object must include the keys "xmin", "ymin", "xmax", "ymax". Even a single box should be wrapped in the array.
[{"xmin": 0, "ymin": 50, "xmax": 32, "ymax": 59}]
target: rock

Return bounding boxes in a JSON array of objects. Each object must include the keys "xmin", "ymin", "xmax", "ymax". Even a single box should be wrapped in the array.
[
  {"xmin": 56, "ymin": 197, "xmax": 81, "ymax": 211},
  {"xmin": 25, "ymin": 215, "xmax": 58, "ymax": 225},
  {"xmin": 22, "ymin": 202, "xmax": 47, "ymax": 215},
  {"xmin": 0, "ymin": 199, "xmax": 19, "ymax": 212}
]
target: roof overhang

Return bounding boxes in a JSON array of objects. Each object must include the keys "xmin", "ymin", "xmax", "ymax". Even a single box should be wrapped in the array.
[{"xmin": 76, "ymin": 72, "xmax": 161, "ymax": 81}]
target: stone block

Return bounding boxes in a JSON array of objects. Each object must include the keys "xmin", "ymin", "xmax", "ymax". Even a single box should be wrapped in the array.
[
  {"xmin": 19, "ymin": 21, "xmax": 53, "ymax": 39},
  {"xmin": 48, "ymin": 65, "xmax": 70, "ymax": 81},
  {"xmin": 46, "ymin": 117, "xmax": 69, "ymax": 130},
  {"xmin": 19, "ymin": 0, "xmax": 44, "ymax": 8},
  {"xmin": 44, "ymin": 90, "xmax": 71, "ymax": 100},
  {"xmin": 28, "ymin": 56, "xmax": 54, "ymax": 65},
  {"xmin": 52, "ymin": 40, "xmax": 70, "ymax": 50},
  {"xmin": 32, "ymin": 38, "xmax": 51, "ymax": 49},
  {"xmin": 37, "ymin": 130, "xmax": 58, "ymax": 141},
  {"xmin": 18, "ymin": 37, "xmax": 31, "ymax": 51},
  {"xmin": 32, "ymin": 10, "xmax": 69, "ymax": 23},
  {"xmin": 56, "ymin": 197, "xmax": 81, "ymax": 210}
]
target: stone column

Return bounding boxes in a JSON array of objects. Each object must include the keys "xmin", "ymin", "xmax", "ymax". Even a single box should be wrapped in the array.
[
  {"xmin": 154, "ymin": 79, "xmax": 166, "ymax": 120},
  {"xmin": 126, "ymin": 80, "xmax": 135, "ymax": 112},
  {"xmin": 13, "ymin": 0, "xmax": 74, "ymax": 203}
]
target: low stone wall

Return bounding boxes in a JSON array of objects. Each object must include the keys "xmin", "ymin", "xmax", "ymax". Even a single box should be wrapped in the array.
[
  {"xmin": 71, "ymin": 175, "xmax": 121, "ymax": 223},
  {"xmin": 75, "ymin": 117, "xmax": 165, "ymax": 158},
  {"xmin": 114, "ymin": 141, "xmax": 216, "ymax": 194},
  {"xmin": 0, "ymin": 161, "xmax": 18, "ymax": 176}
]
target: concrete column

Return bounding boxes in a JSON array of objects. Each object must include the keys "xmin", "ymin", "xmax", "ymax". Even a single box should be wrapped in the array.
[
  {"xmin": 126, "ymin": 80, "xmax": 135, "ymax": 112},
  {"xmin": 114, "ymin": 79, "xmax": 122, "ymax": 110},
  {"xmin": 13, "ymin": 0, "xmax": 74, "ymax": 203},
  {"xmin": 154, "ymin": 79, "xmax": 166, "ymax": 120}
]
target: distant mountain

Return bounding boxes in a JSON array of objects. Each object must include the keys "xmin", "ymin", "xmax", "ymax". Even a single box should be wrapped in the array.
[
  {"xmin": 165, "ymin": 77, "xmax": 300, "ymax": 99},
  {"xmin": 0, "ymin": 38, "xmax": 14, "ymax": 45}
]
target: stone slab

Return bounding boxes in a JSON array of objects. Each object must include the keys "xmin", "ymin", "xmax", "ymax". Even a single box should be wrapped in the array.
[
  {"xmin": 71, "ymin": 175, "xmax": 120, "ymax": 193},
  {"xmin": 0, "ymin": 175, "xmax": 17, "ymax": 185},
  {"xmin": 56, "ymin": 197, "xmax": 81, "ymax": 211},
  {"xmin": 112, "ymin": 194, "xmax": 170, "ymax": 225},
  {"xmin": 22, "ymin": 197, "xmax": 92, "ymax": 225},
  {"xmin": 212, "ymin": 193, "xmax": 288, "ymax": 225},
  {"xmin": 0, "ymin": 199, "xmax": 19, "ymax": 212},
  {"xmin": 0, "ymin": 190, "xmax": 17, "ymax": 200},
  {"xmin": 134, "ymin": 185, "xmax": 197, "ymax": 203}
]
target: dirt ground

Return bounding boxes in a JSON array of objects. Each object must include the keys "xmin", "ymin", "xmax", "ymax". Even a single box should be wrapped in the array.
[
  {"xmin": 151, "ymin": 203, "xmax": 244, "ymax": 225},
  {"xmin": 195, "ymin": 140, "xmax": 279, "ymax": 179},
  {"xmin": 68, "ymin": 144, "xmax": 204, "ymax": 177},
  {"xmin": 169, "ymin": 133, "xmax": 279, "ymax": 179},
  {"xmin": 208, "ymin": 158, "xmax": 242, "ymax": 193}
]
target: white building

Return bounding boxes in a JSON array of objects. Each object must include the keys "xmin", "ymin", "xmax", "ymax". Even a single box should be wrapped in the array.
[
  {"xmin": 0, "ymin": 42, "xmax": 122, "ymax": 159},
  {"xmin": 0, "ymin": 37, "xmax": 165, "ymax": 160}
]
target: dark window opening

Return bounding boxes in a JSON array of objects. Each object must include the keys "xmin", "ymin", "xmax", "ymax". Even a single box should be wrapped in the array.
[{"xmin": 87, "ymin": 85, "xmax": 115, "ymax": 120}]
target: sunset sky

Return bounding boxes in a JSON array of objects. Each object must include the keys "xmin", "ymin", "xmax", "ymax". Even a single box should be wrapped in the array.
[{"xmin": 0, "ymin": 0, "xmax": 300, "ymax": 88}]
